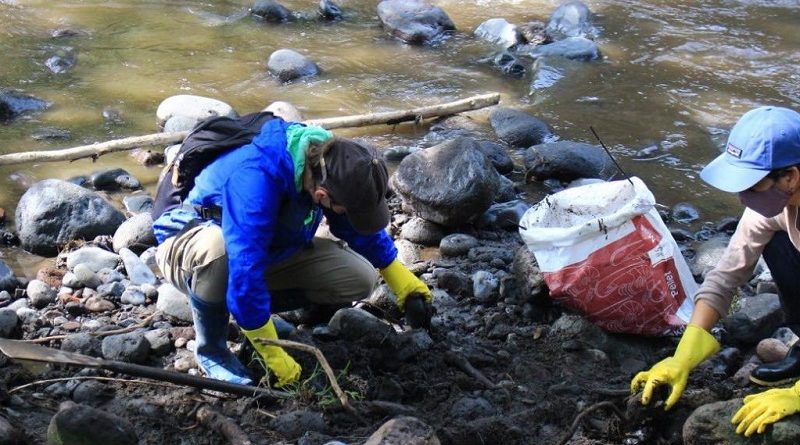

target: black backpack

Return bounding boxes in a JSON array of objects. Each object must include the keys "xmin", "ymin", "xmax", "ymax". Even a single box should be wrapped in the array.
[{"xmin": 151, "ymin": 111, "xmax": 276, "ymax": 219}]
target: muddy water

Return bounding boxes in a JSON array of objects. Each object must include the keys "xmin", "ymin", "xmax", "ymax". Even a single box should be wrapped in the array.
[{"xmin": 1, "ymin": 0, "xmax": 799, "ymax": 272}]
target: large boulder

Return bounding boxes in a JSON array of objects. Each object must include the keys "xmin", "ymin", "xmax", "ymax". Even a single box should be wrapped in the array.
[
  {"xmin": 47, "ymin": 401, "xmax": 138, "ymax": 445},
  {"xmin": 523, "ymin": 141, "xmax": 617, "ymax": 182},
  {"xmin": 545, "ymin": 1, "xmax": 595, "ymax": 40},
  {"xmin": 250, "ymin": 0, "xmax": 292, "ymax": 22},
  {"xmin": 0, "ymin": 90, "xmax": 50, "ymax": 121},
  {"xmin": 15, "ymin": 179, "xmax": 126, "ymax": 256},
  {"xmin": 112, "ymin": 212, "xmax": 156, "ymax": 254},
  {"xmin": 267, "ymin": 49, "xmax": 320, "ymax": 82},
  {"xmin": 474, "ymin": 18, "xmax": 519, "ymax": 48},
  {"xmin": 392, "ymin": 138, "xmax": 500, "ymax": 227},
  {"xmin": 155, "ymin": 95, "xmax": 236, "ymax": 128},
  {"xmin": 489, "ymin": 107, "xmax": 552, "ymax": 148},
  {"xmin": 683, "ymin": 399, "xmax": 800, "ymax": 445},
  {"xmin": 377, "ymin": 0, "xmax": 455, "ymax": 45}
]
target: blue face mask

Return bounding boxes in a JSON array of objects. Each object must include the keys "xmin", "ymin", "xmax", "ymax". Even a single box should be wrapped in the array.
[{"xmin": 738, "ymin": 183, "xmax": 793, "ymax": 217}]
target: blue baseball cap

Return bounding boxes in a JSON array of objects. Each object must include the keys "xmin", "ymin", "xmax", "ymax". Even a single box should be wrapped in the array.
[{"xmin": 700, "ymin": 106, "xmax": 800, "ymax": 193}]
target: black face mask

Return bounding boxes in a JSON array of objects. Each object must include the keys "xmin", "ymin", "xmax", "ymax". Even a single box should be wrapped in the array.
[{"xmin": 738, "ymin": 183, "xmax": 793, "ymax": 217}]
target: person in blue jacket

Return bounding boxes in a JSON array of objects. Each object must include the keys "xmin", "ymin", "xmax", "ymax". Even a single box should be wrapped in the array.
[{"xmin": 153, "ymin": 117, "xmax": 432, "ymax": 386}]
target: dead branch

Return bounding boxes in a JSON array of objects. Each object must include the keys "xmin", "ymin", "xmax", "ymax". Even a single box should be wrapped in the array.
[
  {"xmin": 443, "ymin": 350, "xmax": 498, "ymax": 389},
  {"xmin": 8, "ymin": 375, "xmax": 179, "ymax": 394},
  {"xmin": 196, "ymin": 405, "xmax": 253, "ymax": 445},
  {"xmin": 0, "ymin": 93, "xmax": 500, "ymax": 166},
  {"xmin": 26, "ymin": 311, "xmax": 161, "ymax": 344},
  {"xmin": 556, "ymin": 401, "xmax": 627, "ymax": 445}
]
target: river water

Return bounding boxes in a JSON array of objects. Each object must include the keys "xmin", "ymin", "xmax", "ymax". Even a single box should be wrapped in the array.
[{"xmin": 1, "ymin": 0, "xmax": 799, "ymax": 271}]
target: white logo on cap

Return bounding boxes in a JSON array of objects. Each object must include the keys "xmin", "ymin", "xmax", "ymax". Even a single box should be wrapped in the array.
[{"xmin": 726, "ymin": 143, "xmax": 743, "ymax": 158}]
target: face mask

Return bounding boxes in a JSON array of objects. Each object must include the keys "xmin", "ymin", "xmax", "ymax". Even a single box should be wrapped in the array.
[{"xmin": 738, "ymin": 183, "xmax": 793, "ymax": 217}]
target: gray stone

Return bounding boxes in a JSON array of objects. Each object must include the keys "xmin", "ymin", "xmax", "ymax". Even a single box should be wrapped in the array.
[
  {"xmin": 267, "ymin": 49, "xmax": 320, "ymax": 82},
  {"xmin": 251, "ymin": 0, "xmax": 292, "ymax": 22},
  {"xmin": 89, "ymin": 168, "xmax": 140, "ymax": 191},
  {"xmin": 491, "ymin": 50, "xmax": 526, "ymax": 78},
  {"xmin": 400, "ymin": 217, "xmax": 446, "ymax": 246},
  {"xmin": 489, "ymin": 107, "xmax": 552, "ymax": 148},
  {"xmin": 476, "ymin": 140, "xmax": 515, "ymax": 175},
  {"xmin": 163, "ymin": 115, "xmax": 197, "ymax": 133},
  {"xmin": 723, "ymin": 293, "xmax": 784, "ymax": 346},
  {"xmin": 0, "ymin": 260, "xmax": 17, "ymax": 292},
  {"xmin": 155, "ymin": 95, "xmax": 236, "ymax": 128},
  {"xmin": 8, "ymin": 298, "xmax": 29, "ymax": 312},
  {"xmin": 26, "ymin": 279, "xmax": 56, "ymax": 309},
  {"xmin": 0, "ymin": 91, "xmax": 50, "ymax": 120},
  {"xmin": 61, "ymin": 333, "xmax": 103, "ymax": 357},
  {"xmin": 0, "ymin": 414, "xmax": 25, "ymax": 444},
  {"xmin": 328, "ymin": 308, "xmax": 394, "ymax": 346},
  {"xmin": 377, "ymin": 0, "xmax": 455, "ymax": 45},
  {"xmin": 394, "ymin": 239, "xmax": 422, "ymax": 266},
  {"xmin": 47, "ymin": 401, "xmax": 138, "ymax": 445},
  {"xmin": 45, "ymin": 46, "xmax": 77, "ymax": 74},
  {"xmin": 524, "ymin": 140, "xmax": 618, "ymax": 182},
  {"xmin": 15, "ymin": 180, "xmax": 126, "ymax": 256},
  {"xmin": 476, "ymin": 199, "xmax": 530, "ymax": 230},
  {"xmin": 66, "ymin": 247, "xmax": 120, "ymax": 273},
  {"xmin": 392, "ymin": 138, "xmax": 499, "ymax": 226},
  {"xmin": 16, "ymin": 307, "xmax": 38, "ymax": 325},
  {"xmin": 433, "ymin": 268, "xmax": 471, "ymax": 296},
  {"xmin": 319, "ymin": 0, "xmax": 343, "ymax": 20},
  {"xmin": 683, "ymin": 398, "xmax": 800, "ymax": 445},
  {"xmin": 120, "ymin": 287, "xmax": 146, "ymax": 306},
  {"xmin": 97, "ymin": 268, "xmax": 124, "ymax": 284},
  {"xmin": 691, "ymin": 235, "xmax": 729, "ymax": 277},
  {"xmin": 524, "ymin": 36, "xmax": 600, "ymax": 61},
  {"xmin": 439, "ymin": 234, "xmax": 479, "ymax": 257},
  {"xmin": 472, "ymin": 270, "xmax": 499, "ymax": 303},
  {"xmin": 546, "ymin": 1, "xmax": 594, "ymax": 39},
  {"xmin": 363, "ymin": 416, "xmax": 440, "ymax": 445},
  {"xmin": 156, "ymin": 284, "xmax": 192, "ymax": 322},
  {"xmin": 672, "ymin": 202, "xmax": 700, "ymax": 224},
  {"xmin": 264, "ymin": 101, "xmax": 303, "ymax": 122},
  {"xmin": 113, "ymin": 213, "xmax": 156, "ymax": 254},
  {"xmin": 392, "ymin": 329, "xmax": 433, "ymax": 361},
  {"xmin": 61, "ymin": 271, "xmax": 82, "ymax": 288},
  {"xmin": 474, "ymin": 18, "xmax": 519, "ymax": 48},
  {"xmin": 0, "ymin": 308, "xmax": 19, "ymax": 338},
  {"xmin": 143, "ymin": 329, "xmax": 172, "ymax": 356},
  {"xmin": 101, "ymin": 332, "xmax": 150, "ymax": 364},
  {"xmin": 449, "ymin": 396, "xmax": 497, "ymax": 418},
  {"xmin": 271, "ymin": 410, "xmax": 326, "ymax": 440},
  {"xmin": 84, "ymin": 296, "xmax": 115, "ymax": 313},
  {"xmin": 120, "ymin": 248, "xmax": 157, "ymax": 286},
  {"xmin": 140, "ymin": 247, "xmax": 158, "ymax": 272},
  {"xmin": 97, "ymin": 281, "xmax": 125, "ymax": 299},
  {"xmin": 72, "ymin": 264, "xmax": 101, "ymax": 288}
]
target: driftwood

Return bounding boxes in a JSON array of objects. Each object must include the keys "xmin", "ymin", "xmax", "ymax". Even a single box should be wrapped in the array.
[{"xmin": 0, "ymin": 93, "xmax": 500, "ymax": 166}]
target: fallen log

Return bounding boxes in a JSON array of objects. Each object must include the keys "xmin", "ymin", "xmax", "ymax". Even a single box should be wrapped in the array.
[{"xmin": 0, "ymin": 93, "xmax": 500, "ymax": 166}]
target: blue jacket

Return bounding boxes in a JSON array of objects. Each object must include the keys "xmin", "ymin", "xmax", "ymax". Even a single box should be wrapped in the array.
[{"xmin": 154, "ymin": 118, "xmax": 397, "ymax": 329}]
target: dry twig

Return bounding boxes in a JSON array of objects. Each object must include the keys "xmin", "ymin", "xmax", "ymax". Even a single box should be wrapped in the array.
[
  {"xmin": 556, "ymin": 401, "xmax": 627, "ymax": 445},
  {"xmin": 26, "ymin": 311, "xmax": 161, "ymax": 344},
  {"xmin": 8, "ymin": 375, "xmax": 179, "ymax": 394},
  {"xmin": 443, "ymin": 350, "xmax": 498, "ymax": 389}
]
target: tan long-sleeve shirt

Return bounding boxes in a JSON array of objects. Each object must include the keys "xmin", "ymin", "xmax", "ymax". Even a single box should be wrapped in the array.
[{"xmin": 695, "ymin": 206, "xmax": 800, "ymax": 317}]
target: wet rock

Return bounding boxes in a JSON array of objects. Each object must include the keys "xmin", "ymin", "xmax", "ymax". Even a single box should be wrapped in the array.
[
  {"xmin": 155, "ymin": 94, "xmax": 237, "ymax": 128},
  {"xmin": 0, "ymin": 260, "xmax": 16, "ymax": 292},
  {"xmin": 671, "ymin": 202, "xmax": 700, "ymax": 224},
  {"xmin": 670, "ymin": 228, "xmax": 695, "ymax": 243},
  {"xmin": 163, "ymin": 115, "xmax": 198, "ymax": 133},
  {"xmin": 101, "ymin": 332, "xmax": 149, "ymax": 364},
  {"xmin": 472, "ymin": 270, "xmax": 499, "ymax": 303},
  {"xmin": 757, "ymin": 337, "xmax": 789, "ymax": 363},
  {"xmin": 363, "ymin": 416, "xmax": 439, "ymax": 445},
  {"xmin": 102, "ymin": 107, "xmax": 124, "ymax": 124},
  {"xmin": 468, "ymin": 246, "xmax": 514, "ymax": 264},
  {"xmin": 0, "ymin": 308, "xmax": 19, "ymax": 338},
  {"xmin": 0, "ymin": 90, "xmax": 50, "ymax": 120},
  {"xmin": 523, "ymin": 36, "xmax": 600, "ymax": 61},
  {"xmin": 722, "ymin": 293, "xmax": 784, "ymax": 346},
  {"xmin": 392, "ymin": 138, "xmax": 499, "ymax": 227},
  {"xmin": 271, "ymin": 410, "xmax": 326, "ymax": 440},
  {"xmin": 319, "ymin": 0, "xmax": 343, "ymax": 20},
  {"xmin": 716, "ymin": 216, "xmax": 739, "ymax": 234},
  {"xmin": 546, "ymin": 1, "xmax": 594, "ymax": 39},
  {"xmin": 264, "ymin": 100, "xmax": 303, "ymax": 122},
  {"xmin": 267, "ymin": 49, "xmax": 320, "ymax": 82},
  {"xmin": 120, "ymin": 248, "xmax": 156, "ymax": 286},
  {"xmin": 45, "ymin": 46, "xmax": 77, "ymax": 73},
  {"xmin": 691, "ymin": 235, "xmax": 729, "ymax": 277},
  {"xmin": 377, "ymin": 0, "xmax": 455, "ymax": 45},
  {"xmin": 731, "ymin": 358, "xmax": 760, "ymax": 387},
  {"xmin": 476, "ymin": 200, "xmax": 530, "ymax": 231},
  {"xmin": 400, "ymin": 217, "xmax": 446, "ymax": 246},
  {"xmin": 61, "ymin": 333, "xmax": 102, "ymax": 357},
  {"xmin": 384, "ymin": 145, "xmax": 422, "ymax": 162},
  {"xmin": 47, "ymin": 401, "xmax": 138, "ymax": 445},
  {"xmin": 32, "ymin": 127, "xmax": 71, "ymax": 140},
  {"xmin": 66, "ymin": 247, "xmax": 120, "ymax": 273},
  {"xmin": 27, "ymin": 279, "xmax": 56, "ymax": 309},
  {"xmin": 156, "ymin": 284, "xmax": 192, "ymax": 322},
  {"xmin": 144, "ymin": 329, "xmax": 172, "ymax": 356},
  {"xmin": 518, "ymin": 21, "xmax": 552, "ymax": 46},
  {"xmin": 391, "ymin": 329, "xmax": 433, "ymax": 361},
  {"xmin": 439, "ymin": 233, "xmax": 479, "ymax": 257},
  {"xmin": 89, "ymin": 168, "xmax": 140, "ymax": 191},
  {"xmin": 489, "ymin": 107, "xmax": 552, "ymax": 148},
  {"xmin": 683, "ymin": 398, "xmax": 800, "ymax": 444},
  {"xmin": 698, "ymin": 346, "xmax": 742, "ymax": 378},
  {"xmin": 433, "ymin": 268, "xmax": 471, "ymax": 296},
  {"xmin": 490, "ymin": 51, "xmax": 526, "ymax": 78},
  {"xmin": 474, "ymin": 18, "xmax": 519, "ymax": 48},
  {"xmin": 476, "ymin": 140, "xmax": 514, "ymax": 175},
  {"xmin": 328, "ymin": 308, "xmax": 394, "ymax": 346},
  {"xmin": 530, "ymin": 56, "xmax": 573, "ymax": 91},
  {"xmin": 122, "ymin": 194, "xmax": 154, "ymax": 215},
  {"xmin": 524, "ymin": 140, "xmax": 616, "ymax": 182},
  {"xmin": 0, "ymin": 414, "xmax": 25, "ymax": 444},
  {"xmin": 72, "ymin": 264, "xmax": 101, "ymax": 289},
  {"xmin": 130, "ymin": 149, "xmax": 164, "ymax": 167},
  {"xmin": 251, "ymin": 0, "xmax": 292, "ymax": 22},
  {"xmin": 449, "ymin": 396, "xmax": 497, "ymax": 418},
  {"xmin": 427, "ymin": 115, "xmax": 484, "ymax": 142},
  {"xmin": 15, "ymin": 180, "xmax": 126, "ymax": 256}
]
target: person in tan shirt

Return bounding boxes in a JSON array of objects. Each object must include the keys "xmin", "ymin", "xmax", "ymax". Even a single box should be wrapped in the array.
[{"xmin": 631, "ymin": 106, "xmax": 800, "ymax": 436}]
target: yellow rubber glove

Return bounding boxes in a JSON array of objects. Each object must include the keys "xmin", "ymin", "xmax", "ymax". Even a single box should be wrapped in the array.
[
  {"xmin": 732, "ymin": 380, "xmax": 800, "ymax": 437},
  {"xmin": 379, "ymin": 259, "xmax": 432, "ymax": 310},
  {"xmin": 242, "ymin": 318, "xmax": 301, "ymax": 387},
  {"xmin": 630, "ymin": 324, "xmax": 720, "ymax": 410}
]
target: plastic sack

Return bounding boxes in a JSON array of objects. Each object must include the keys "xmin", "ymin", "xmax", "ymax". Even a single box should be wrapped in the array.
[{"xmin": 519, "ymin": 177, "xmax": 695, "ymax": 336}]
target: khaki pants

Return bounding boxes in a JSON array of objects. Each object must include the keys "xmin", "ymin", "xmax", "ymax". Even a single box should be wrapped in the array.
[{"xmin": 155, "ymin": 223, "xmax": 378, "ymax": 311}]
